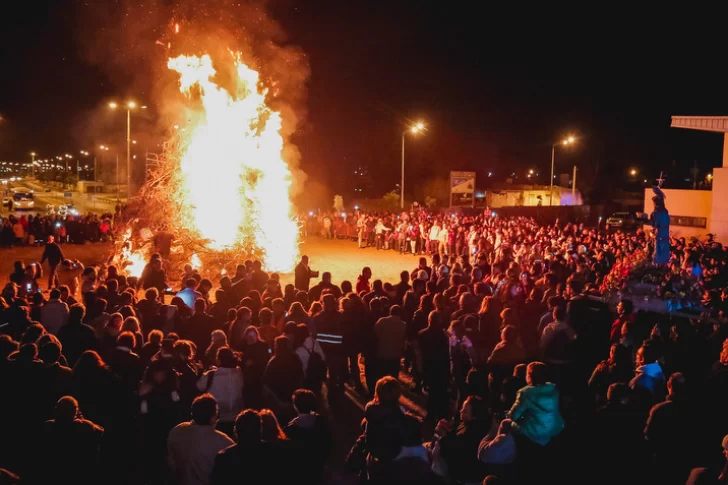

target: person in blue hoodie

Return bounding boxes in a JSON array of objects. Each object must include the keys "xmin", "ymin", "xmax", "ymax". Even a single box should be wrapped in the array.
[
  {"xmin": 629, "ymin": 340, "xmax": 666, "ymax": 410},
  {"xmin": 508, "ymin": 361, "xmax": 564, "ymax": 447}
]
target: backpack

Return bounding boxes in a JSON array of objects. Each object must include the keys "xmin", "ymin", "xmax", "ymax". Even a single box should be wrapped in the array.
[{"xmin": 304, "ymin": 341, "xmax": 328, "ymax": 384}]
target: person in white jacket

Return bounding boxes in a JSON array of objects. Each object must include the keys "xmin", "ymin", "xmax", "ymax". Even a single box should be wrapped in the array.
[
  {"xmin": 429, "ymin": 222, "xmax": 441, "ymax": 255},
  {"xmin": 196, "ymin": 347, "xmax": 244, "ymax": 438},
  {"xmin": 438, "ymin": 225, "xmax": 449, "ymax": 256}
]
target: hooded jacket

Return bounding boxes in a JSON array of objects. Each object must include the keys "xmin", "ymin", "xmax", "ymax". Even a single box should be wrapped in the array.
[
  {"xmin": 630, "ymin": 362, "xmax": 665, "ymax": 399},
  {"xmin": 509, "ymin": 383, "xmax": 564, "ymax": 446}
]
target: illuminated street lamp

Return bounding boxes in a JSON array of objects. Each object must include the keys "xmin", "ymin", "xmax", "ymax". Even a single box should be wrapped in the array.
[
  {"xmin": 402, "ymin": 121, "xmax": 426, "ymax": 208},
  {"xmin": 630, "ymin": 168, "xmax": 637, "ymax": 176},
  {"xmin": 550, "ymin": 135, "xmax": 577, "ymax": 206},
  {"xmin": 109, "ymin": 100, "xmax": 147, "ymax": 198},
  {"xmin": 30, "ymin": 152, "xmax": 35, "ymax": 177}
]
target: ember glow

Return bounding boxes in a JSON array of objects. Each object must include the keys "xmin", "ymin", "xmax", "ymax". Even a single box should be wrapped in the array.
[
  {"xmin": 166, "ymin": 53, "xmax": 299, "ymax": 272},
  {"xmin": 121, "ymin": 229, "xmax": 146, "ymax": 278}
]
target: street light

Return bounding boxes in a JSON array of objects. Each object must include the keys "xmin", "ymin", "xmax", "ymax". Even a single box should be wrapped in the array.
[
  {"xmin": 549, "ymin": 135, "xmax": 576, "ymax": 206},
  {"xmin": 109, "ymin": 100, "xmax": 145, "ymax": 199},
  {"xmin": 30, "ymin": 152, "xmax": 35, "ymax": 177},
  {"xmin": 402, "ymin": 121, "xmax": 426, "ymax": 208},
  {"xmin": 630, "ymin": 168, "xmax": 637, "ymax": 176}
]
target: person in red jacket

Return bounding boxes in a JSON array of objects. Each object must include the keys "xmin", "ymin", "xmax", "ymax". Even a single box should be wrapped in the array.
[
  {"xmin": 609, "ymin": 299, "xmax": 635, "ymax": 343},
  {"xmin": 356, "ymin": 267, "xmax": 372, "ymax": 295}
]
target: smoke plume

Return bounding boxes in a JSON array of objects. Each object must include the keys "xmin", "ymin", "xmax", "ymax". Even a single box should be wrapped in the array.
[{"xmin": 72, "ymin": 0, "xmax": 309, "ymax": 193}]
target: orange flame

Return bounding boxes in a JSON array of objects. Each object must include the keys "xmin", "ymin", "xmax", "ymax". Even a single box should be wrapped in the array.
[
  {"xmin": 167, "ymin": 53, "xmax": 299, "ymax": 272},
  {"xmin": 190, "ymin": 253, "xmax": 201, "ymax": 270},
  {"xmin": 120, "ymin": 229, "xmax": 146, "ymax": 278}
]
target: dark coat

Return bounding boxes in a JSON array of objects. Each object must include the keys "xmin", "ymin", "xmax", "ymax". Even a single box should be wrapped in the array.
[
  {"xmin": 41, "ymin": 242, "xmax": 64, "ymax": 266},
  {"xmin": 284, "ymin": 414, "xmax": 333, "ymax": 485},
  {"xmin": 183, "ymin": 311, "xmax": 217, "ymax": 358},
  {"xmin": 294, "ymin": 262, "xmax": 313, "ymax": 292},
  {"xmin": 211, "ymin": 442, "xmax": 273, "ymax": 485},
  {"xmin": 108, "ymin": 348, "xmax": 144, "ymax": 394},
  {"xmin": 36, "ymin": 418, "xmax": 104, "ymax": 485},
  {"xmin": 439, "ymin": 419, "xmax": 491, "ymax": 483},
  {"xmin": 58, "ymin": 322, "xmax": 98, "ymax": 367},
  {"xmin": 418, "ymin": 326, "xmax": 450, "ymax": 386},
  {"xmin": 264, "ymin": 354, "xmax": 304, "ymax": 402}
]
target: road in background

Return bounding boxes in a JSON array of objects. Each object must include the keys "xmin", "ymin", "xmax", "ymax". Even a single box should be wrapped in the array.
[{"xmin": 2, "ymin": 178, "xmax": 118, "ymax": 216}]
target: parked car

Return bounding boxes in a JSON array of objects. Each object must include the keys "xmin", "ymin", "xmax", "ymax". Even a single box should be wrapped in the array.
[{"xmin": 606, "ymin": 211, "xmax": 640, "ymax": 230}]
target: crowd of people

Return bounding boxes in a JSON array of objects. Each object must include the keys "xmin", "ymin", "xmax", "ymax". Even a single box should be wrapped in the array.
[
  {"xmin": 1, "ymin": 208, "xmax": 728, "ymax": 484},
  {"xmin": 0, "ymin": 212, "xmax": 114, "ymax": 247}
]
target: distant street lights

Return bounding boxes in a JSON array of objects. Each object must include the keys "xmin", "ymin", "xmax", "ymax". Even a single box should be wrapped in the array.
[
  {"xmin": 109, "ymin": 100, "xmax": 147, "ymax": 198},
  {"xmin": 550, "ymin": 136, "xmax": 576, "ymax": 206},
  {"xmin": 401, "ymin": 121, "xmax": 426, "ymax": 209}
]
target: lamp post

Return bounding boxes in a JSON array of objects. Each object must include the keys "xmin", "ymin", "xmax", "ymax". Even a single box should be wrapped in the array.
[
  {"xmin": 109, "ymin": 101, "xmax": 146, "ymax": 200},
  {"xmin": 401, "ymin": 121, "xmax": 425, "ymax": 209},
  {"xmin": 549, "ymin": 135, "xmax": 576, "ymax": 206},
  {"xmin": 30, "ymin": 152, "xmax": 35, "ymax": 178}
]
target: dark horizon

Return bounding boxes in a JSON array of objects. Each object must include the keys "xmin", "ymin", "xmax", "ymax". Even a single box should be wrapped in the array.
[{"xmin": 1, "ymin": 1, "xmax": 728, "ymax": 202}]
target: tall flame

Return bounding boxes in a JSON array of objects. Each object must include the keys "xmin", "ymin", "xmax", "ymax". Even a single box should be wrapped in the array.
[
  {"xmin": 121, "ymin": 229, "xmax": 146, "ymax": 278},
  {"xmin": 167, "ymin": 53, "xmax": 299, "ymax": 272}
]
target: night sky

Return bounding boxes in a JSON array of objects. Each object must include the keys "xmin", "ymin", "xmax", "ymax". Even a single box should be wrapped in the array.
[{"xmin": 1, "ymin": 1, "xmax": 727, "ymax": 204}]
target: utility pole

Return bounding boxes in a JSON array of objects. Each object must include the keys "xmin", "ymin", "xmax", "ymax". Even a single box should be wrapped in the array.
[
  {"xmin": 691, "ymin": 160, "xmax": 699, "ymax": 189},
  {"xmin": 116, "ymin": 153, "xmax": 120, "ymax": 202}
]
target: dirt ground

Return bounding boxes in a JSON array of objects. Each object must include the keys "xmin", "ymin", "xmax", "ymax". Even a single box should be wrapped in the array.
[{"xmin": 1, "ymin": 236, "xmax": 418, "ymax": 289}]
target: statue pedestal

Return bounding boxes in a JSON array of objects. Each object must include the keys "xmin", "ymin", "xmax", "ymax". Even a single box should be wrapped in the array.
[{"xmin": 710, "ymin": 167, "xmax": 728, "ymax": 240}]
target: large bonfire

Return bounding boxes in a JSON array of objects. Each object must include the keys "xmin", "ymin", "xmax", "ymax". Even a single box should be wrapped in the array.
[{"xmin": 120, "ymin": 51, "xmax": 300, "ymax": 279}]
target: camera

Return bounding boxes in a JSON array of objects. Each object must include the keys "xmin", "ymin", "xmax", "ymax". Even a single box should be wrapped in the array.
[{"xmin": 311, "ymin": 270, "xmax": 319, "ymax": 278}]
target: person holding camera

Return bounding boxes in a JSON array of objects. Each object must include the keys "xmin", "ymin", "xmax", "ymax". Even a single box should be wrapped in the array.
[
  {"xmin": 57, "ymin": 259, "xmax": 85, "ymax": 297},
  {"xmin": 294, "ymin": 255, "xmax": 318, "ymax": 292}
]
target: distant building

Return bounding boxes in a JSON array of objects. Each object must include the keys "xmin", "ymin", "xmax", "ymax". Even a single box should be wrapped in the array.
[
  {"xmin": 486, "ymin": 184, "xmax": 582, "ymax": 208},
  {"xmin": 668, "ymin": 116, "xmax": 728, "ymax": 239},
  {"xmin": 642, "ymin": 188, "xmax": 710, "ymax": 239}
]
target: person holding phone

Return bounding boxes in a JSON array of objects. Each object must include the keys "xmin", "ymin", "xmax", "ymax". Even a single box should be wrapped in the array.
[{"xmin": 18, "ymin": 262, "xmax": 42, "ymax": 298}]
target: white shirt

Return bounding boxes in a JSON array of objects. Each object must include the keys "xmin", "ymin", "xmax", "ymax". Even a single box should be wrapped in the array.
[
  {"xmin": 196, "ymin": 367, "xmax": 244, "ymax": 422},
  {"xmin": 439, "ymin": 228, "xmax": 449, "ymax": 243},
  {"xmin": 429, "ymin": 225, "xmax": 440, "ymax": 240},
  {"xmin": 167, "ymin": 422, "xmax": 233, "ymax": 485}
]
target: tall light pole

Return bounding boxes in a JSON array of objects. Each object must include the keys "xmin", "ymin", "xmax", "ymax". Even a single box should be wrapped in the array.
[
  {"xmin": 109, "ymin": 101, "xmax": 146, "ymax": 199},
  {"xmin": 30, "ymin": 152, "xmax": 35, "ymax": 178},
  {"xmin": 549, "ymin": 135, "xmax": 576, "ymax": 206},
  {"xmin": 99, "ymin": 145, "xmax": 109, "ymax": 186},
  {"xmin": 401, "ymin": 121, "xmax": 425, "ymax": 209}
]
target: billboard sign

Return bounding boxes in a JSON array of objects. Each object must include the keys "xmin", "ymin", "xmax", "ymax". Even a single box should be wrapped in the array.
[{"xmin": 450, "ymin": 171, "xmax": 476, "ymax": 207}]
